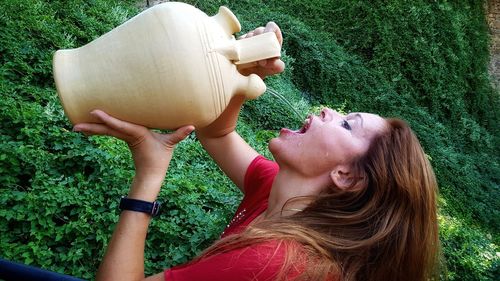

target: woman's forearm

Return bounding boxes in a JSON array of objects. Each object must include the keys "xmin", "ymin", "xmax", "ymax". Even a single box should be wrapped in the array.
[
  {"xmin": 73, "ymin": 111, "xmax": 193, "ymax": 281},
  {"xmin": 96, "ymin": 175, "xmax": 163, "ymax": 281}
]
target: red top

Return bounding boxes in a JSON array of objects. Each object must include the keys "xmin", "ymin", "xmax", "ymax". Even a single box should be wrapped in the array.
[{"xmin": 164, "ymin": 156, "xmax": 288, "ymax": 281}]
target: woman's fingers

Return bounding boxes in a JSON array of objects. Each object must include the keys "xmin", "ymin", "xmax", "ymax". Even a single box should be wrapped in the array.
[
  {"xmin": 264, "ymin": 22, "xmax": 283, "ymax": 46},
  {"xmin": 258, "ymin": 60, "xmax": 268, "ymax": 67},
  {"xmin": 163, "ymin": 125, "xmax": 195, "ymax": 146},
  {"xmin": 252, "ymin": 26, "xmax": 265, "ymax": 36},
  {"xmin": 267, "ymin": 57, "xmax": 285, "ymax": 73},
  {"xmin": 74, "ymin": 111, "xmax": 194, "ymax": 146},
  {"xmin": 90, "ymin": 110, "xmax": 145, "ymax": 137},
  {"xmin": 73, "ymin": 110, "xmax": 148, "ymax": 144},
  {"xmin": 239, "ymin": 21, "xmax": 281, "ymax": 45},
  {"xmin": 246, "ymin": 58, "xmax": 285, "ymax": 78},
  {"xmin": 73, "ymin": 123, "xmax": 129, "ymax": 140}
]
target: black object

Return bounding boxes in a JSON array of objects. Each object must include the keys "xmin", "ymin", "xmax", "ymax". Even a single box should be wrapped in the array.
[
  {"xmin": 0, "ymin": 258, "xmax": 85, "ymax": 281},
  {"xmin": 119, "ymin": 197, "xmax": 161, "ymax": 217}
]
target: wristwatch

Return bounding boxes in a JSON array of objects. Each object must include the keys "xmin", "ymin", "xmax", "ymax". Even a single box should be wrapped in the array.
[{"xmin": 119, "ymin": 197, "xmax": 161, "ymax": 217}]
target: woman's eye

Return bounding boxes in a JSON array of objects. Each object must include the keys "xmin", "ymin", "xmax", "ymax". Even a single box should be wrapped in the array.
[{"xmin": 341, "ymin": 120, "xmax": 351, "ymax": 130}]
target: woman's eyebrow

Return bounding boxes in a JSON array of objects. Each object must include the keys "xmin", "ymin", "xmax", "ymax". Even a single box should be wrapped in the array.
[{"xmin": 347, "ymin": 113, "xmax": 364, "ymax": 128}]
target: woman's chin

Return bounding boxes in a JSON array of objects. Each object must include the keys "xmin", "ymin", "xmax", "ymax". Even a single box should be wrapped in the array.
[{"xmin": 268, "ymin": 137, "xmax": 281, "ymax": 155}]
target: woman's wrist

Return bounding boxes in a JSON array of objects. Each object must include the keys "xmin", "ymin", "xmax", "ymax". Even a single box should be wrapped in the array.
[
  {"xmin": 127, "ymin": 173, "xmax": 165, "ymax": 202},
  {"xmin": 195, "ymin": 95, "xmax": 244, "ymax": 138},
  {"xmin": 196, "ymin": 126, "xmax": 235, "ymax": 140}
]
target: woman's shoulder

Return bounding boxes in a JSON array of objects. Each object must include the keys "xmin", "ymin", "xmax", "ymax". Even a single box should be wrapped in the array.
[{"xmin": 243, "ymin": 155, "xmax": 279, "ymax": 195}]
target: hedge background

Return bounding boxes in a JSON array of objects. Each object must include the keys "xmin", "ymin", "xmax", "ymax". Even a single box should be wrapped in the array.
[{"xmin": 0, "ymin": 0, "xmax": 498, "ymax": 280}]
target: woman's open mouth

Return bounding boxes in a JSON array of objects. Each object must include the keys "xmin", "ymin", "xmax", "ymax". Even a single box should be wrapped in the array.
[
  {"xmin": 297, "ymin": 116, "xmax": 311, "ymax": 134},
  {"xmin": 280, "ymin": 116, "xmax": 312, "ymax": 135}
]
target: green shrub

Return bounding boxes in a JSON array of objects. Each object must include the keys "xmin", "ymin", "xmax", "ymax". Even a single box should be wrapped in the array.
[
  {"xmin": 1, "ymin": 0, "xmax": 498, "ymax": 280},
  {"xmin": 439, "ymin": 209, "xmax": 499, "ymax": 281}
]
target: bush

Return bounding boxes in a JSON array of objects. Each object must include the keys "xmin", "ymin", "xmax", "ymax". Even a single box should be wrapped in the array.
[{"xmin": 0, "ymin": 0, "xmax": 498, "ymax": 280}]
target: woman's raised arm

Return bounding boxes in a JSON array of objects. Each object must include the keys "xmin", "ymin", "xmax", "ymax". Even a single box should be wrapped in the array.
[
  {"xmin": 196, "ymin": 22, "xmax": 284, "ymax": 193},
  {"xmin": 73, "ymin": 110, "xmax": 193, "ymax": 281}
]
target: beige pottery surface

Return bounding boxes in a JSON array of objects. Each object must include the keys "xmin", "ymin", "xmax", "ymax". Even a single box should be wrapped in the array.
[{"xmin": 53, "ymin": 2, "xmax": 280, "ymax": 129}]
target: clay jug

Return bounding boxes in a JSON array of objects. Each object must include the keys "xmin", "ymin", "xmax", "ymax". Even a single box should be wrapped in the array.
[{"xmin": 53, "ymin": 2, "xmax": 281, "ymax": 129}]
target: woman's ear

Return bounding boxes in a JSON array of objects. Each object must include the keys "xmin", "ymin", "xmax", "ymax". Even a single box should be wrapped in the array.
[{"xmin": 330, "ymin": 165, "xmax": 366, "ymax": 191}]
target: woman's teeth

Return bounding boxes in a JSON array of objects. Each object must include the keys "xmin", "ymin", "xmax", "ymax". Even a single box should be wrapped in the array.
[{"xmin": 296, "ymin": 118, "xmax": 310, "ymax": 134}]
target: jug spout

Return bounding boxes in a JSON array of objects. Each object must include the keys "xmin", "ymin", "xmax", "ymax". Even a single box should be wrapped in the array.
[
  {"xmin": 234, "ymin": 73, "xmax": 266, "ymax": 100},
  {"xmin": 213, "ymin": 32, "xmax": 281, "ymax": 65},
  {"xmin": 234, "ymin": 32, "xmax": 281, "ymax": 65}
]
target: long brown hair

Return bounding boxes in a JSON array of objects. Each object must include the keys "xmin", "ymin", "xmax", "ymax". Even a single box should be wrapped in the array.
[{"xmin": 200, "ymin": 119, "xmax": 441, "ymax": 281}]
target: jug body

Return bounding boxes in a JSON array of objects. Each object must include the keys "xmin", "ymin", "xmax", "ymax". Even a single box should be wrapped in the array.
[{"xmin": 53, "ymin": 2, "xmax": 280, "ymax": 129}]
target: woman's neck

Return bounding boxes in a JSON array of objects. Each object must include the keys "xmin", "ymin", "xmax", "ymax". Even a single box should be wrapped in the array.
[{"xmin": 264, "ymin": 168, "xmax": 330, "ymax": 219}]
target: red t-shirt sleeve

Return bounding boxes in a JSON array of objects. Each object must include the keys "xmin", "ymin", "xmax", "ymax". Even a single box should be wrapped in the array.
[
  {"xmin": 242, "ymin": 155, "xmax": 279, "ymax": 203},
  {"xmin": 164, "ymin": 241, "xmax": 286, "ymax": 281}
]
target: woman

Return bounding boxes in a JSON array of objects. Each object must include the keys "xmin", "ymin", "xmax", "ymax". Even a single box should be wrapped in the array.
[{"xmin": 73, "ymin": 22, "xmax": 441, "ymax": 281}]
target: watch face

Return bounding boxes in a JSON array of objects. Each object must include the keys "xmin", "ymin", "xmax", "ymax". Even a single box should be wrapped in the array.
[{"xmin": 151, "ymin": 201, "xmax": 161, "ymax": 217}]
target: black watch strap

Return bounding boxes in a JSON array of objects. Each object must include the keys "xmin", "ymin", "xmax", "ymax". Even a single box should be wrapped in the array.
[{"xmin": 119, "ymin": 197, "xmax": 161, "ymax": 217}]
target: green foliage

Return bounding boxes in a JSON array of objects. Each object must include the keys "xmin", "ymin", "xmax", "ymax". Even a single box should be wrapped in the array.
[
  {"xmin": 439, "ymin": 207, "xmax": 499, "ymax": 280},
  {"xmin": 1, "ymin": 0, "xmax": 498, "ymax": 280}
]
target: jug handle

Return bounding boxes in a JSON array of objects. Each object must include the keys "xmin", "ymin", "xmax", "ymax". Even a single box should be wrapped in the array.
[{"xmin": 212, "ymin": 6, "xmax": 242, "ymax": 35}]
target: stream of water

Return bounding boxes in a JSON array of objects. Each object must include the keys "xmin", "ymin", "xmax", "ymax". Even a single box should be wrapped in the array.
[{"xmin": 265, "ymin": 87, "xmax": 304, "ymax": 122}]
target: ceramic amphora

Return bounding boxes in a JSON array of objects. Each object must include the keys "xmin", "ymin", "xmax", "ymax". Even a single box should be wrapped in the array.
[{"xmin": 53, "ymin": 2, "xmax": 281, "ymax": 129}]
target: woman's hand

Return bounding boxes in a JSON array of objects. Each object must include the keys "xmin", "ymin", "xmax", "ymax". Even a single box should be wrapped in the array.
[
  {"xmin": 237, "ymin": 21, "xmax": 285, "ymax": 79},
  {"xmin": 197, "ymin": 22, "xmax": 285, "ymax": 138},
  {"xmin": 73, "ymin": 110, "xmax": 194, "ymax": 181},
  {"xmin": 75, "ymin": 111, "xmax": 192, "ymax": 280}
]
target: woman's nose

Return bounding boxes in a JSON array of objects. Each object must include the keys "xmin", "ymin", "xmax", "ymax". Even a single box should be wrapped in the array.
[{"xmin": 320, "ymin": 108, "xmax": 342, "ymax": 120}]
